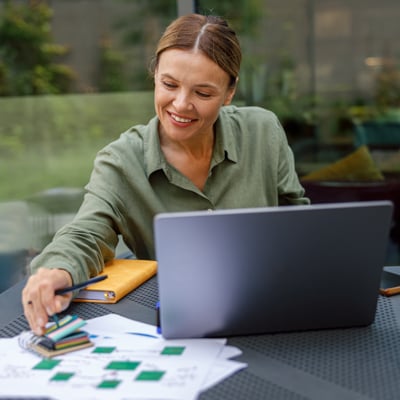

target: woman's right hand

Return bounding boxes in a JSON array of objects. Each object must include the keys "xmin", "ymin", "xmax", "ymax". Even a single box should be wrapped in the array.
[{"xmin": 22, "ymin": 267, "xmax": 73, "ymax": 335}]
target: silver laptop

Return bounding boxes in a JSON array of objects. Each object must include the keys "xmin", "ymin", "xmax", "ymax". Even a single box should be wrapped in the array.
[{"xmin": 154, "ymin": 201, "xmax": 393, "ymax": 339}]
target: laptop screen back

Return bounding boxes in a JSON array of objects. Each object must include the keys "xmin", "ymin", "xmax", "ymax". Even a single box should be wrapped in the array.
[{"xmin": 154, "ymin": 201, "xmax": 393, "ymax": 338}]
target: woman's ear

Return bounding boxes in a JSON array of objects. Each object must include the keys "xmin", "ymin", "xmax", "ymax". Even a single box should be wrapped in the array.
[{"xmin": 223, "ymin": 77, "xmax": 239, "ymax": 106}]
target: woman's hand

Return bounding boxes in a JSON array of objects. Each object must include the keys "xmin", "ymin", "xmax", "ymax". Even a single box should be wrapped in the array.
[{"xmin": 22, "ymin": 268, "xmax": 73, "ymax": 335}]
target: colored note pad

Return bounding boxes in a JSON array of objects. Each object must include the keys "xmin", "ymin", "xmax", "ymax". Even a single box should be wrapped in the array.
[
  {"xmin": 19, "ymin": 314, "xmax": 93, "ymax": 358},
  {"xmin": 45, "ymin": 315, "xmax": 86, "ymax": 342}
]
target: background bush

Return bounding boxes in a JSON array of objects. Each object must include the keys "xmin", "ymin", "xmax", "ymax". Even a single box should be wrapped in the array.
[{"xmin": 0, "ymin": 91, "xmax": 155, "ymax": 200}]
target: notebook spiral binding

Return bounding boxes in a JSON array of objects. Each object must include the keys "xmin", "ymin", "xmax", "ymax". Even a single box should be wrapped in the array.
[
  {"xmin": 18, "ymin": 331, "xmax": 48, "ymax": 356},
  {"xmin": 18, "ymin": 330, "xmax": 43, "ymax": 348}
]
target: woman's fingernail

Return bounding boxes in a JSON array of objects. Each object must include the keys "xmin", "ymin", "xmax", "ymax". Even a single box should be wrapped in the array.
[{"xmin": 34, "ymin": 326, "xmax": 42, "ymax": 335}]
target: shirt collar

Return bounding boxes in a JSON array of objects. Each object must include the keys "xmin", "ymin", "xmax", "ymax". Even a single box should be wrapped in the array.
[
  {"xmin": 213, "ymin": 106, "xmax": 238, "ymax": 164},
  {"xmin": 144, "ymin": 116, "xmax": 166, "ymax": 178}
]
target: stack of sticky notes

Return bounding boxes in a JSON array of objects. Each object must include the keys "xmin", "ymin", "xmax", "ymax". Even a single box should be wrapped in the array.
[{"xmin": 21, "ymin": 314, "xmax": 93, "ymax": 358}]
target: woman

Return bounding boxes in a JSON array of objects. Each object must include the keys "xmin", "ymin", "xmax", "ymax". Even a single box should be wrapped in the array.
[{"xmin": 22, "ymin": 14, "xmax": 309, "ymax": 335}]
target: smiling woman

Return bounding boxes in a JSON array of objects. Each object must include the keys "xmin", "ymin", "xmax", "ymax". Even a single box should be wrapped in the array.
[
  {"xmin": 148, "ymin": 15, "xmax": 240, "ymax": 190},
  {"xmin": 154, "ymin": 49, "xmax": 236, "ymax": 190},
  {"xmin": 22, "ymin": 13, "xmax": 308, "ymax": 336}
]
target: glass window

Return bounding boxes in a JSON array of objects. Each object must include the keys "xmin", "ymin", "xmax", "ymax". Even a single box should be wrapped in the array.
[{"xmin": 1, "ymin": 0, "xmax": 399, "ymax": 254}]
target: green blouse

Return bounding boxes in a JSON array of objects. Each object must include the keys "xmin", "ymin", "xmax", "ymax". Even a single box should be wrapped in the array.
[{"xmin": 31, "ymin": 105, "xmax": 309, "ymax": 284}]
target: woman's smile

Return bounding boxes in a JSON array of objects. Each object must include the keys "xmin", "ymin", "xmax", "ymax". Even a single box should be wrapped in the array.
[{"xmin": 168, "ymin": 111, "xmax": 197, "ymax": 125}]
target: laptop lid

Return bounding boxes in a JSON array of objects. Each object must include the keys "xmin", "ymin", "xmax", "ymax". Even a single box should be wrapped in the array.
[{"xmin": 154, "ymin": 201, "xmax": 393, "ymax": 339}]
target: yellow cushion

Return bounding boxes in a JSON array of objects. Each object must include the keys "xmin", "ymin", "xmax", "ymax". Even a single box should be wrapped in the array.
[{"xmin": 301, "ymin": 145, "xmax": 384, "ymax": 181}]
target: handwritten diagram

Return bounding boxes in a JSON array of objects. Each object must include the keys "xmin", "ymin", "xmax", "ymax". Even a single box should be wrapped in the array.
[{"xmin": 0, "ymin": 315, "xmax": 247, "ymax": 400}]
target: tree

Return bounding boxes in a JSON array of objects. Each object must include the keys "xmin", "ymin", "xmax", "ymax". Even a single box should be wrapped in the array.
[
  {"xmin": 111, "ymin": 0, "xmax": 177, "ymax": 90},
  {"xmin": 0, "ymin": 0, "xmax": 75, "ymax": 96},
  {"xmin": 115, "ymin": 0, "xmax": 264, "ymax": 94}
]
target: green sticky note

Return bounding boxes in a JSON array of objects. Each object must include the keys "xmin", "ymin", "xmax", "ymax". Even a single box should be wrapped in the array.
[
  {"xmin": 97, "ymin": 379, "xmax": 121, "ymax": 389},
  {"xmin": 33, "ymin": 359, "xmax": 61, "ymax": 370},
  {"xmin": 105, "ymin": 360, "xmax": 140, "ymax": 370},
  {"xmin": 136, "ymin": 370, "xmax": 165, "ymax": 381},
  {"xmin": 92, "ymin": 346, "xmax": 116, "ymax": 354},
  {"xmin": 161, "ymin": 346, "xmax": 185, "ymax": 355},
  {"xmin": 51, "ymin": 372, "xmax": 74, "ymax": 381}
]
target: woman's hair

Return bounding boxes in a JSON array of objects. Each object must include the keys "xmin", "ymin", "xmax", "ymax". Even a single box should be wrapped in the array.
[{"xmin": 150, "ymin": 14, "xmax": 241, "ymax": 88}]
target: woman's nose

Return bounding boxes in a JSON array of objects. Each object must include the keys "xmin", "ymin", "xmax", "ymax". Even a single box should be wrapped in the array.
[{"xmin": 172, "ymin": 90, "xmax": 192, "ymax": 110}]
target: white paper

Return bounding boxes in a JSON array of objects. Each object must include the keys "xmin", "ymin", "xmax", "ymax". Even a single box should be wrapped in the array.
[{"xmin": 0, "ymin": 314, "xmax": 246, "ymax": 399}]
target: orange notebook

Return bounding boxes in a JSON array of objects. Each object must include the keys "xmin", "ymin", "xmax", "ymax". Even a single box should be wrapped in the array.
[{"xmin": 73, "ymin": 259, "xmax": 157, "ymax": 304}]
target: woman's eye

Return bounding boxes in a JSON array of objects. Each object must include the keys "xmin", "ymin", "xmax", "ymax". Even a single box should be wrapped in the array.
[
  {"xmin": 162, "ymin": 81, "xmax": 176, "ymax": 89},
  {"xmin": 196, "ymin": 91, "xmax": 211, "ymax": 98}
]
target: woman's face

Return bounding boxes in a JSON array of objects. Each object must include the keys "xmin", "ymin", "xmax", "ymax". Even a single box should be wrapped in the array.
[{"xmin": 154, "ymin": 49, "xmax": 236, "ymax": 143}]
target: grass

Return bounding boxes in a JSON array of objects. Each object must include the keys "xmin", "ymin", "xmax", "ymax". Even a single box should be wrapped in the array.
[
  {"xmin": 0, "ymin": 91, "xmax": 155, "ymax": 201},
  {"xmin": 2, "ymin": 144, "xmax": 99, "ymax": 200}
]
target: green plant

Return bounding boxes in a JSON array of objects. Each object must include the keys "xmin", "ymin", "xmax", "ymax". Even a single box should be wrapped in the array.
[
  {"xmin": 113, "ymin": 0, "xmax": 176, "ymax": 90},
  {"xmin": 374, "ymin": 60, "xmax": 400, "ymax": 110},
  {"xmin": 262, "ymin": 53, "xmax": 319, "ymax": 140},
  {"xmin": 0, "ymin": 0, "xmax": 75, "ymax": 96},
  {"xmin": 336, "ymin": 60, "xmax": 400, "ymax": 127},
  {"xmin": 0, "ymin": 91, "xmax": 155, "ymax": 200},
  {"xmin": 98, "ymin": 37, "xmax": 128, "ymax": 92}
]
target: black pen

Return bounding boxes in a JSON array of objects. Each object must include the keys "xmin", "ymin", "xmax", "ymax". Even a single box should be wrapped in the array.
[{"xmin": 55, "ymin": 275, "xmax": 108, "ymax": 295}]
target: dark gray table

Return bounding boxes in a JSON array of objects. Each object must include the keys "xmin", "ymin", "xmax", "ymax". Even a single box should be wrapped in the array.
[{"xmin": 1, "ymin": 273, "xmax": 400, "ymax": 400}]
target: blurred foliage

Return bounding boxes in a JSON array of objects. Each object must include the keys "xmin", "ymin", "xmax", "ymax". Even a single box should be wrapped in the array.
[
  {"xmin": 197, "ymin": 0, "xmax": 263, "ymax": 36},
  {"xmin": 118, "ymin": 0, "xmax": 176, "ymax": 43},
  {"xmin": 113, "ymin": 0, "xmax": 176, "ymax": 90},
  {"xmin": 114, "ymin": 0, "xmax": 265, "ymax": 93},
  {"xmin": 98, "ymin": 37, "xmax": 127, "ymax": 92},
  {"xmin": 264, "ymin": 53, "xmax": 319, "ymax": 125},
  {"xmin": 198, "ymin": 0, "xmax": 318, "ymax": 131},
  {"xmin": 198, "ymin": 0, "xmax": 265, "ymax": 106},
  {"xmin": 0, "ymin": 91, "xmax": 154, "ymax": 157},
  {"xmin": 0, "ymin": 91, "xmax": 155, "ymax": 200},
  {"xmin": 324, "ymin": 60, "xmax": 400, "ymax": 138},
  {"xmin": 374, "ymin": 60, "xmax": 400, "ymax": 110},
  {"xmin": 0, "ymin": 0, "xmax": 75, "ymax": 96}
]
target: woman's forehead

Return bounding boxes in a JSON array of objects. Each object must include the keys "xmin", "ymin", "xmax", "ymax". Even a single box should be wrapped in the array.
[{"xmin": 156, "ymin": 49, "xmax": 230, "ymax": 85}]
